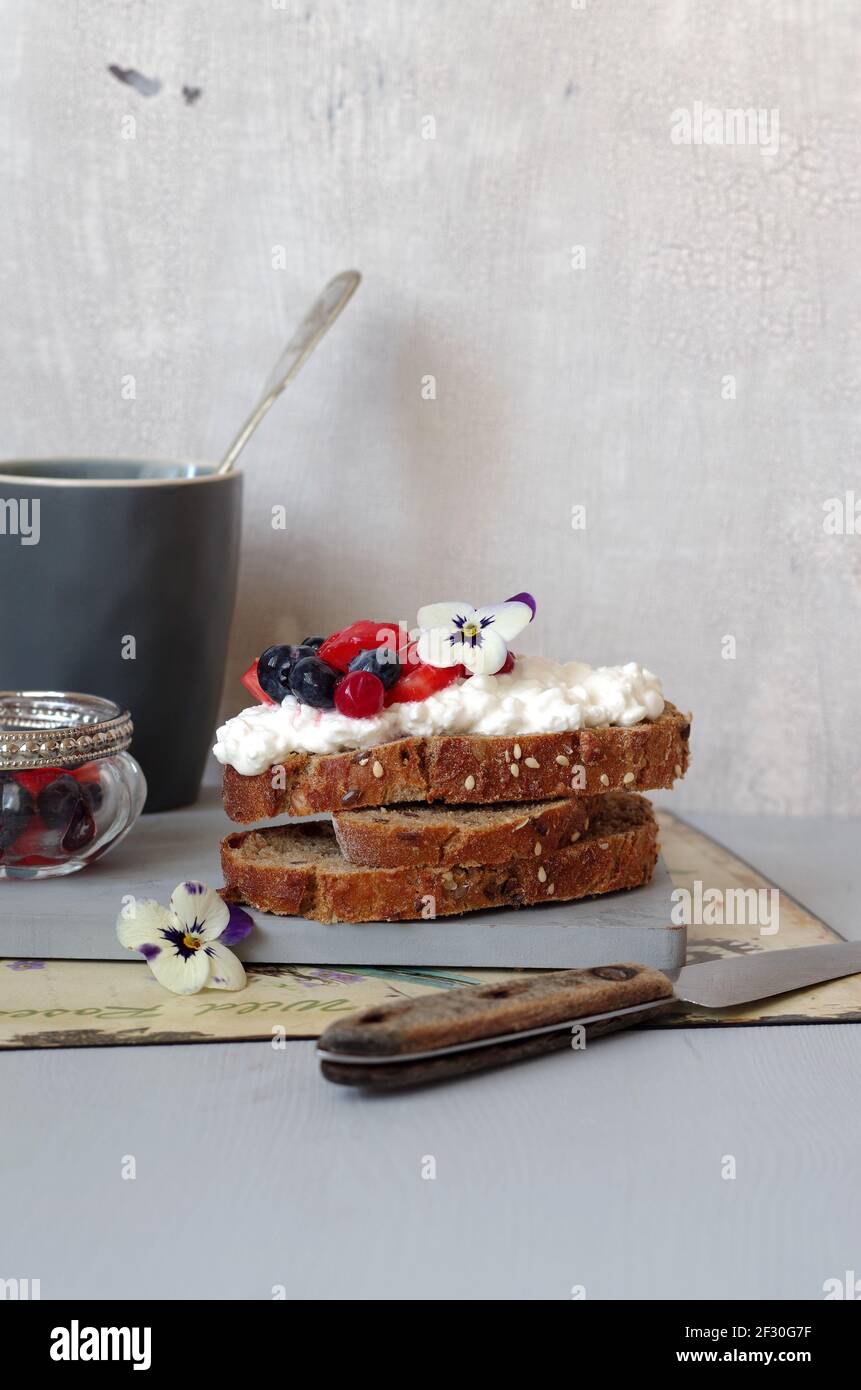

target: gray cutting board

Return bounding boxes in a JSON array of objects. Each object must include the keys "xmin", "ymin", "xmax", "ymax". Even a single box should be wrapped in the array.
[{"xmin": 0, "ymin": 789, "xmax": 684, "ymax": 970}]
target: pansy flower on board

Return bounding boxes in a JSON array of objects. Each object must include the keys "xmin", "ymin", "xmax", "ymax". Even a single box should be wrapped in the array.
[
  {"xmin": 116, "ymin": 881, "xmax": 253, "ymax": 995},
  {"xmin": 416, "ymin": 592, "xmax": 536, "ymax": 676}
]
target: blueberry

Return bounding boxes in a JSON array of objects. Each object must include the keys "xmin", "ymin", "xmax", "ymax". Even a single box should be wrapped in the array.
[
  {"xmin": 300, "ymin": 636, "xmax": 325, "ymax": 649},
  {"xmin": 257, "ymin": 644, "xmax": 317, "ymax": 702},
  {"xmin": 257, "ymin": 644, "xmax": 294, "ymax": 701},
  {"xmin": 0, "ymin": 774, "xmax": 34, "ymax": 852},
  {"xmin": 288, "ymin": 656, "xmax": 339, "ymax": 709},
  {"xmin": 38, "ymin": 774, "xmax": 84, "ymax": 829},
  {"xmin": 348, "ymin": 645, "xmax": 401, "ymax": 690}
]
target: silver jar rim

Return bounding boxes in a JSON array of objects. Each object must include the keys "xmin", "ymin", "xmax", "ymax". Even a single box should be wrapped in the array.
[{"xmin": 0, "ymin": 692, "xmax": 134, "ymax": 770}]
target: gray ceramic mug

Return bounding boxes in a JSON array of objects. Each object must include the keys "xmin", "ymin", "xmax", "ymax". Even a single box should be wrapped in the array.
[{"xmin": 0, "ymin": 459, "xmax": 242, "ymax": 812}]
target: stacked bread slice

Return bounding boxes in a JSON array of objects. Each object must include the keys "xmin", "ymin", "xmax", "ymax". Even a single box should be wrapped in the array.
[{"xmin": 219, "ymin": 706, "xmax": 691, "ymax": 924}]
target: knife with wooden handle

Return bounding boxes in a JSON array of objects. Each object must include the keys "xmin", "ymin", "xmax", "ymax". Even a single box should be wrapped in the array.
[{"xmin": 317, "ymin": 943, "xmax": 861, "ymax": 1089}]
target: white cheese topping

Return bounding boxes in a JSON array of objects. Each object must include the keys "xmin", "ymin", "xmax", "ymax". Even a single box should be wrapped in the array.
[{"xmin": 213, "ymin": 656, "xmax": 665, "ymax": 777}]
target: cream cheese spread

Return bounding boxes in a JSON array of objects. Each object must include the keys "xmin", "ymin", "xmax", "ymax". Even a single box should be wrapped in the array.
[{"xmin": 213, "ymin": 656, "xmax": 665, "ymax": 777}]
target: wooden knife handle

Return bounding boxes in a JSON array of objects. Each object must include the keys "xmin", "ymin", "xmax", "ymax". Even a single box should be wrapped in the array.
[{"xmin": 318, "ymin": 964, "xmax": 676, "ymax": 1089}]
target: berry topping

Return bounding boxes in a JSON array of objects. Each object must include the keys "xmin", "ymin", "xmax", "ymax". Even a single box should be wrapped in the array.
[
  {"xmin": 385, "ymin": 659, "xmax": 465, "ymax": 705},
  {"xmin": 257, "ymin": 643, "xmax": 319, "ymax": 702},
  {"xmin": 319, "ymin": 621, "xmax": 401, "ymax": 673},
  {"xmin": 241, "ymin": 659, "xmax": 276, "ymax": 706},
  {"xmin": 241, "ymin": 605, "xmax": 521, "ymax": 719},
  {"xmin": 335, "ymin": 669, "xmax": 386, "ymax": 718},
  {"xmin": 348, "ymin": 645, "xmax": 401, "ymax": 690},
  {"xmin": 37, "ymin": 774, "xmax": 84, "ymax": 829},
  {"xmin": 288, "ymin": 655, "xmax": 340, "ymax": 709}
]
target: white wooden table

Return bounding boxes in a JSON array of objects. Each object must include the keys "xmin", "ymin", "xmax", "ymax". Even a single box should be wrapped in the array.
[{"xmin": 3, "ymin": 813, "xmax": 859, "ymax": 1301}]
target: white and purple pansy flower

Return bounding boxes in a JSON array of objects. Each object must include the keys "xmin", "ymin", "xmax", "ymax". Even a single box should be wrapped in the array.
[
  {"xmin": 116, "ymin": 881, "xmax": 253, "ymax": 995},
  {"xmin": 416, "ymin": 593, "xmax": 536, "ymax": 676}
]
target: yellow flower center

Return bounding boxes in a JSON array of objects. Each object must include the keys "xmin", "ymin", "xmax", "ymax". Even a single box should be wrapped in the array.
[
  {"xmin": 462, "ymin": 621, "xmax": 480, "ymax": 639},
  {"xmin": 183, "ymin": 933, "xmax": 203, "ymax": 951}
]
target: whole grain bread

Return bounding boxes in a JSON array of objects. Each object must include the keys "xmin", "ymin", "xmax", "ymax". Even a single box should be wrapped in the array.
[
  {"xmin": 221, "ymin": 704, "xmax": 690, "ymax": 822},
  {"xmin": 220, "ymin": 791, "xmax": 658, "ymax": 923},
  {"xmin": 332, "ymin": 796, "xmax": 601, "ymax": 868}
]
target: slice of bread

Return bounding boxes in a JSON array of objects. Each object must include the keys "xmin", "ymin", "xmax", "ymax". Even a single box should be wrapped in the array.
[
  {"xmin": 332, "ymin": 797, "xmax": 601, "ymax": 869},
  {"xmin": 220, "ymin": 792, "xmax": 658, "ymax": 923},
  {"xmin": 221, "ymin": 703, "xmax": 690, "ymax": 821}
]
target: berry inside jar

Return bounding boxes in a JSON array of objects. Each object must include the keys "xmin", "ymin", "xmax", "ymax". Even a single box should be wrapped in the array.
[{"xmin": 0, "ymin": 764, "xmax": 107, "ymax": 872}]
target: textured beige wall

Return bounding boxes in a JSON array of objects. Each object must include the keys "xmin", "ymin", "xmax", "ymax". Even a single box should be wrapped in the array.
[{"xmin": 0, "ymin": 0, "xmax": 858, "ymax": 812}]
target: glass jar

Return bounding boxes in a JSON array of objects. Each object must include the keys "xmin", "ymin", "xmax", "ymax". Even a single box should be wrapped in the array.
[{"xmin": 0, "ymin": 692, "xmax": 146, "ymax": 880}]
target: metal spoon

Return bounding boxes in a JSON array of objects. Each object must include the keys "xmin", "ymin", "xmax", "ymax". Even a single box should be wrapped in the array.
[{"xmin": 217, "ymin": 269, "xmax": 361, "ymax": 474}]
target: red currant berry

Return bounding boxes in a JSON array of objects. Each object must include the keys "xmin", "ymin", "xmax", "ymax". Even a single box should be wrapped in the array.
[{"xmin": 334, "ymin": 670, "xmax": 385, "ymax": 719}]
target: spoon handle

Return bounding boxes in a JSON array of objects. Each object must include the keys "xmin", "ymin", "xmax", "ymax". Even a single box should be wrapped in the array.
[{"xmin": 218, "ymin": 269, "xmax": 361, "ymax": 474}]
